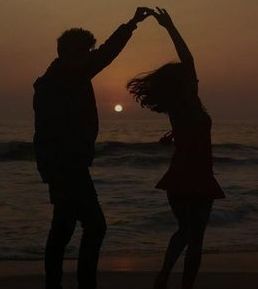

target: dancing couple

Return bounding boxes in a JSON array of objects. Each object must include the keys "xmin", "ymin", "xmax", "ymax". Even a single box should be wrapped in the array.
[{"xmin": 33, "ymin": 7, "xmax": 225, "ymax": 289}]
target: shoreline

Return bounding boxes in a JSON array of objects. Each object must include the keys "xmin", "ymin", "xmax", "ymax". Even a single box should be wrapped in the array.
[
  {"xmin": 1, "ymin": 252, "xmax": 258, "ymax": 278},
  {"xmin": 1, "ymin": 253, "xmax": 258, "ymax": 288}
]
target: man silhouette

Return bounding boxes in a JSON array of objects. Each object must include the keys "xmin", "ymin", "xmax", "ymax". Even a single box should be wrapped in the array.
[{"xmin": 33, "ymin": 8, "xmax": 152, "ymax": 289}]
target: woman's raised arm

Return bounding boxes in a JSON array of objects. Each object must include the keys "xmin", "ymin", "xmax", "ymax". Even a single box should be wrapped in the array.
[{"xmin": 152, "ymin": 8, "xmax": 195, "ymax": 67}]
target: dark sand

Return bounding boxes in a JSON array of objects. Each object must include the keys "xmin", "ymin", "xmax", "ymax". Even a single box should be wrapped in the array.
[{"xmin": 1, "ymin": 272, "xmax": 258, "ymax": 289}]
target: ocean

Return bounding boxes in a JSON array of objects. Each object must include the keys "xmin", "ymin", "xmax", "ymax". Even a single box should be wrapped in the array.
[{"xmin": 0, "ymin": 116, "xmax": 258, "ymax": 260}]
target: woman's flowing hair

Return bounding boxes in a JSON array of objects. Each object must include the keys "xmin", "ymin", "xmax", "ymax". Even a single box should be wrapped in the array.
[{"xmin": 127, "ymin": 62, "xmax": 207, "ymax": 118}]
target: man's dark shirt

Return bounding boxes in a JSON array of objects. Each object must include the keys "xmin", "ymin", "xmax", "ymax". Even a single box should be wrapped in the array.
[{"xmin": 33, "ymin": 22, "xmax": 137, "ymax": 183}]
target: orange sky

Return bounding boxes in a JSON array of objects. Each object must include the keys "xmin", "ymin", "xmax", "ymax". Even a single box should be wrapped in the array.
[{"xmin": 0, "ymin": 0, "xmax": 258, "ymax": 120}]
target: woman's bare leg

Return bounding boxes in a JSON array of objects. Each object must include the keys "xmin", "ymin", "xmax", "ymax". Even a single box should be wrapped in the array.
[{"xmin": 154, "ymin": 229, "xmax": 188, "ymax": 289}]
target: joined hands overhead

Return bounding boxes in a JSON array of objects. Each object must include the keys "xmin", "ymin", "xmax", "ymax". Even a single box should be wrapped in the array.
[
  {"xmin": 130, "ymin": 6, "xmax": 174, "ymax": 28},
  {"xmin": 130, "ymin": 7, "xmax": 154, "ymax": 24}
]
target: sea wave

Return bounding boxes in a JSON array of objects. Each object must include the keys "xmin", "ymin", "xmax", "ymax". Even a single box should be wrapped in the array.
[
  {"xmin": 134, "ymin": 204, "xmax": 258, "ymax": 230},
  {"xmin": 1, "ymin": 141, "xmax": 258, "ymax": 166},
  {"xmin": 0, "ymin": 141, "xmax": 34, "ymax": 161}
]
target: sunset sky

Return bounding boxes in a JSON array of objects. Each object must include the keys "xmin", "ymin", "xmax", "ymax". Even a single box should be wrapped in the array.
[{"xmin": 0, "ymin": 0, "xmax": 258, "ymax": 120}]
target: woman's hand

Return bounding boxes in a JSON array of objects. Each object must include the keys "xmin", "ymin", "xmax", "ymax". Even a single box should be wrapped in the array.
[{"xmin": 152, "ymin": 7, "xmax": 173, "ymax": 28}]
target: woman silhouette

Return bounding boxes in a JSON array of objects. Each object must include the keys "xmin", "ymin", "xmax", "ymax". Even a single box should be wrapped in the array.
[{"xmin": 127, "ymin": 8, "xmax": 225, "ymax": 289}]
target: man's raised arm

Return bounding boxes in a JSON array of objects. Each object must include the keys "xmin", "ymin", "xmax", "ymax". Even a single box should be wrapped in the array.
[{"xmin": 89, "ymin": 7, "xmax": 153, "ymax": 78}]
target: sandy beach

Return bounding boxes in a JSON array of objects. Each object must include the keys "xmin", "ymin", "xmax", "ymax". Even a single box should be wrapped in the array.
[{"xmin": 1, "ymin": 253, "xmax": 258, "ymax": 288}]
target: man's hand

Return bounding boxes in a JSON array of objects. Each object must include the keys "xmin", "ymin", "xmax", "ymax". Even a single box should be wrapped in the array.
[
  {"xmin": 151, "ymin": 7, "xmax": 173, "ymax": 28},
  {"xmin": 131, "ymin": 7, "xmax": 153, "ymax": 24}
]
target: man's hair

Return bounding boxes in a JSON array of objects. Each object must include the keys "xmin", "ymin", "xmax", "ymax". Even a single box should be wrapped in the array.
[{"xmin": 57, "ymin": 28, "xmax": 96, "ymax": 58}]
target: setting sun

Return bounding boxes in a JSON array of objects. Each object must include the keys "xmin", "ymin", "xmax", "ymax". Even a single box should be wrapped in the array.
[{"xmin": 114, "ymin": 104, "xmax": 123, "ymax": 112}]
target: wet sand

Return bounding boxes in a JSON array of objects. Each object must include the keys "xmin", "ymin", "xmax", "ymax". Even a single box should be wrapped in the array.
[{"xmin": 1, "ymin": 253, "xmax": 258, "ymax": 288}]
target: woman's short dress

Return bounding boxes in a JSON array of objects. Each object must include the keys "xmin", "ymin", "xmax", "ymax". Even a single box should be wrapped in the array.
[{"xmin": 156, "ymin": 113, "xmax": 225, "ymax": 200}]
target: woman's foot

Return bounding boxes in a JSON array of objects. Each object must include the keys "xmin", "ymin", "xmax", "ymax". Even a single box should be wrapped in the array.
[{"xmin": 153, "ymin": 273, "xmax": 168, "ymax": 289}]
